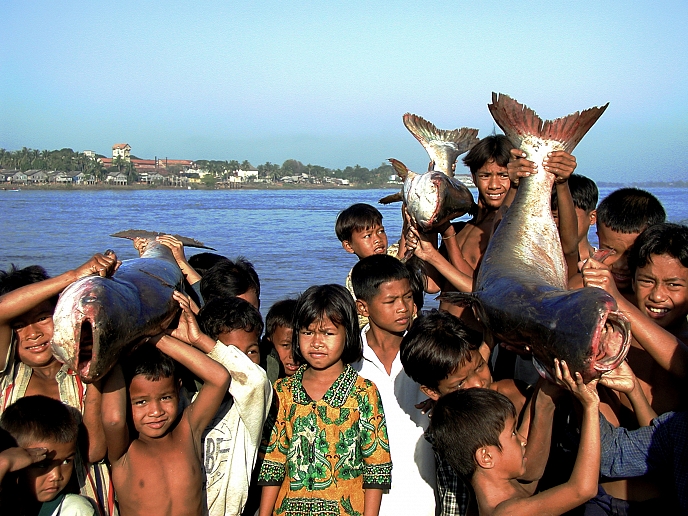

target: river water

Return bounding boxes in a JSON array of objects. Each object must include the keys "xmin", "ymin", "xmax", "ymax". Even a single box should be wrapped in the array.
[{"xmin": 2, "ymin": 186, "xmax": 687, "ymax": 315}]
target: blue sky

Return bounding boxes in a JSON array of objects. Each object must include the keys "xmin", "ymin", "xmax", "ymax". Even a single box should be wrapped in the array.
[{"xmin": 1, "ymin": 0, "xmax": 687, "ymax": 182}]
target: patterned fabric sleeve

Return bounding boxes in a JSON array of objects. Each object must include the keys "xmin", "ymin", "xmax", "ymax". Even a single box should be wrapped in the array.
[
  {"xmin": 257, "ymin": 379, "xmax": 289, "ymax": 487},
  {"xmin": 358, "ymin": 380, "xmax": 393, "ymax": 490}
]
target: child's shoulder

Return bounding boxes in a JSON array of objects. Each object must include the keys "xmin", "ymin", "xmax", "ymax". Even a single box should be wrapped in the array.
[
  {"xmin": 494, "ymin": 378, "xmax": 529, "ymax": 405},
  {"xmin": 54, "ymin": 493, "xmax": 96, "ymax": 516}
]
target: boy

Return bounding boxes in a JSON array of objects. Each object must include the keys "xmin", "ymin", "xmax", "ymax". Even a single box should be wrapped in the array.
[
  {"xmin": 429, "ymin": 362, "xmax": 600, "ymax": 516},
  {"xmin": 200, "ymin": 257, "xmax": 261, "ymax": 308},
  {"xmin": 171, "ymin": 294, "xmax": 272, "ymax": 516},
  {"xmin": 0, "ymin": 256, "xmax": 118, "ymax": 515},
  {"xmin": 101, "ymin": 329, "xmax": 231, "ymax": 516},
  {"xmin": 261, "ymin": 298, "xmax": 300, "ymax": 383},
  {"xmin": 1, "ymin": 395, "xmax": 95, "ymax": 515},
  {"xmin": 351, "ymin": 254, "xmax": 435, "ymax": 516},
  {"xmin": 400, "ymin": 310, "xmax": 557, "ymax": 516}
]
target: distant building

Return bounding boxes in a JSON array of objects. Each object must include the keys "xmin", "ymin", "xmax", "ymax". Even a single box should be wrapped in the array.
[
  {"xmin": 112, "ymin": 143, "xmax": 131, "ymax": 162},
  {"xmin": 83, "ymin": 150, "xmax": 96, "ymax": 158}
]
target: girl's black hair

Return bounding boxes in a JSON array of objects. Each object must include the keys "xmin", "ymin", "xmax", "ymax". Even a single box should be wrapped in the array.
[{"xmin": 291, "ymin": 284, "xmax": 362, "ymax": 365}]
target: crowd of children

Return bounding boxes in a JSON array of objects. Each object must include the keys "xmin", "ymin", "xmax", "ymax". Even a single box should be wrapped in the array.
[{"xmin": 0, "ymin": 135, "xmax": 686, "ymax": 516}]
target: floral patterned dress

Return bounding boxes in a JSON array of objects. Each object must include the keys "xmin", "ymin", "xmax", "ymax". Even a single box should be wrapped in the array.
[{"xmin": 258, "ymin": 364, "xmax": 392, "ymax": 516}]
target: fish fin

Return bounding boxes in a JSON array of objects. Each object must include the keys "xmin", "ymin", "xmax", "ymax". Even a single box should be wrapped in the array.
[
  {"xmin": 488, "ymin": 93, "xmax": 609, "ymax": 153},
  {"xmin": 437, "ymin": 291, "xmax": 477, "ymax": 308},
  {"xmin": 379, "ymin": 192, "xmax": 404, "ymax": 205},
  {"xmin": 403, "ymin": 113, "xmax": 480, "ymax": 156},
  {"xmin": 388, "ymin": 158, "xmax": 410, "ymax": 180},
  {"xmin": 111, "ymin": 230, "xmax": 216, "ymax": 250}
]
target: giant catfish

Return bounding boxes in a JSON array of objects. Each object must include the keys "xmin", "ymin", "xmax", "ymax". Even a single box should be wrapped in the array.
[
  {"xmin": 443, "ymin": 93, "xmax": 630, "ymax": 382},
  {"xmin": 51, "ymin": 236, "xmax": 188, "ymax": 382}
]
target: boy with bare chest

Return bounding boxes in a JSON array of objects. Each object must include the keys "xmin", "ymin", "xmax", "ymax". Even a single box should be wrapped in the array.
[{"xmin": 102, "ymin": 324, "xmax": 230, "ymax": 516}]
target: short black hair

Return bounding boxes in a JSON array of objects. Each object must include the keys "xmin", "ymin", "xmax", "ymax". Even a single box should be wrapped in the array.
[
  {"xmin": 351, "ymin": 254, "xmax": 411, "ymax": 303},
  {"xmin": 265, "ymin": 298, "xmax": 297, "ymax": 340},
  {"xmin": 462, "ymin": 134, "xmax": 512, "ymax": 175},
  {"xmin": 0, "ymin": 395, "xmax": 80, "ymax": 448},
  {"xmin": 400, "ymin": 310, "xmax": 482, "ymax": 389},
  {"xmin": 200, "ymin": 257, "xmax": 261, "ymax": 303},
  {"xmin": 568, "ymin": 174, "xmax": 598, "ymax": 213},
  {"xmin": 198, "ymin": 296, "xmax": 264, "ymax": 341},
  {"xmin": 429, "ymin": 388, "xmax": 516, "ymax": 480},
  {"xmin": 291, "ymin": 284, "xmax": 362, "ymax": 365},
  {"xmin": 597, "ymin": 188, "xmax": 666, "ymax": 234},
  {"xmin": 0, "ymin": 265, "xmax": 51, "ymax": 297},
  {"xmin": 629, "ymin": 223, "xmax": 688, "ymax": 275},
  {"xmin": 335, "ymin": 203, "xmax": 384, "ymax": 242},
  {"xmin": 187, "ymin": 252, "xmax": 229, "ymax": 277},
  {"xmin": 123, "ymin": 344, "xmax": 177, "ymax": 386}
]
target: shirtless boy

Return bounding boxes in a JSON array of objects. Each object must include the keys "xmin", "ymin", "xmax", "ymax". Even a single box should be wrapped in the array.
[{"xmin": 101, "ymin": 324, "xmax": 230, "ymax": 516}]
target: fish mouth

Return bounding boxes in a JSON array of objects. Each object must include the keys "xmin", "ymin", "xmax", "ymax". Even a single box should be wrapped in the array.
[
  {"xmin": 592, "ymin": 311, "xmax": 630, "ymax": 373},
  {"xmin": 77, "ymin": 320, "xmax": 97, "ymax": 381}
]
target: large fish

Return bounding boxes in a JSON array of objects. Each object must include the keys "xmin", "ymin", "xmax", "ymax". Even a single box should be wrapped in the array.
[
  {"xmin": 443, "ymin": 93, "xmax": 630, "ymax": 382},
  {"xmin": 51, "ymin": 239, "xmax": 184, "ymax": 382},
  {"xmin": 380, "ymin": 113, "xmax": 480, "ymax": 231}
]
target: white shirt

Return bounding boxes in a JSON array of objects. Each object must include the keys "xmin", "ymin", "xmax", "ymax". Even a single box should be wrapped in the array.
[
  {"xmin": 201, "ymin": 342, "xmax": 273, "ymax": 516},
  {"xmin": 352, "ymin": 326, "xmax": 437, "ymax": 516}
]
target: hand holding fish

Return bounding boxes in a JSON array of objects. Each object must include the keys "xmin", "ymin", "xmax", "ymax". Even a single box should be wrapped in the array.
[
  {"xmin": 554, "ymin": 359, "xmax": 600, "ymax": 408},
  {"xmin": 581, "ymin": 257, "xmax": 622, "ymax": 300},
  {"xmin": 507, "ymin": 149, "xmax": 577, "ymax": 185},
  {"xmin": 156, "ymin": 235, "xmax": 202, "ymax": 285},
  {"xmin": 74, "ymin": 252, "xmax": 120, "ymax": 279},
  {"xmin": 599, "ymin": 360, "xmax": 637, "ymax": 394},
  {"xmin": 168, "ymin": 290, "xmax": 206, "ymax": 349}
]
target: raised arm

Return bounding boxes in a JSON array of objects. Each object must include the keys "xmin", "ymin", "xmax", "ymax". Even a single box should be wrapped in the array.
[
  {"xmin": 598, "ymin": 361, "xmax": 657, "ymax": 426},
  {"xmin": 0, "ymin": 253, "xmax": 119, "ymax": 370},
  {"xmin": 82, "ymin": 381, "xmax": 107, "ymax": 463},
  {"xmin": 519, "ymin": 380, "xmax": 558, "ymax": 485},
  {"xmin": 156, "ymin": 235, "xmax": 202, "ymax": 286},
  {"xmin": 101, "ymin": 364, "xmax": 130, "ymax": 464}
]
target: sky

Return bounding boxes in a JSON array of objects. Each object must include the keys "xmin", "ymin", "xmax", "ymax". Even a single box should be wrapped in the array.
[{"xmin": 1, "ymin": 0, "xmax": 687, "ymax": 182}]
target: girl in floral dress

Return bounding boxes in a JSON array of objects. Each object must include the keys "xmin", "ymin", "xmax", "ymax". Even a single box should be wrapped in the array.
[{"xmin": 258, "ymin": 284, "xmax": 392, "ymax": 516}]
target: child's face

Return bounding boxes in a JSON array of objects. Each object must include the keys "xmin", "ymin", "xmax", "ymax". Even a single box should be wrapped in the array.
[
  {"xmin": 634, "ymin": 253, "xmax": 688, "ymax": 330},
  {"xmin": 472, "ymin": 160, "xmax": 510, "ymax": 210},
  {"xmin": 23, "ymin": 438, "xmax": 76, "ymax": 502},
  {"xmin": 596, "ymin": 223, "xmax": 641, "ymax": 292},
  {"xmin": 359, "ymin": 279, "xmax": 413, "ymax": 334},
  {"xmin": 343, "ymin": 224, "xmax": 388, "ymax": 259},
  {"xmin": 11, "ymin": 300, "xmax": 57, "ymax": 368},
  {"xmin": 218, "ymin": 328, "xmax": 261, "ymax": 365},
  {"xmin": 424, "ymin": 348, "xmax": 493, "ymax": 400},
  {"xmin": 271, "ymin": 325, "xmax": 299, "ymax": 376},
  {"xmin": 299, "ymin": 316, "xmax": 345, "ymax": 372},
  {"xmin": 495, "ymin": 414, "xmax": 527, "ymax": 477},
  {"xmin": 129, "ymin": 374, "xmax": 180, "ymax": 439},
  {"xmin": 575, "ymin": 207, "xmax": 596, "ymax": 242}
]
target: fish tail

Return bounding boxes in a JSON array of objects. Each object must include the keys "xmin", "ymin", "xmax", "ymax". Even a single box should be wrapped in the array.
[
  {"xmin": 388, "ymin": 158, "xmax": 410, "ymax": 181},
  {"xmin": 403, "ymin": 113, "xmax": 480, "ymax": 155},
  {"xmin": 379, "ymin": 192, "xmax": 404, "ymax": 205},
  {"xmin": 488, "ymin": 93, "xmax": 609, "ymax": 153}
]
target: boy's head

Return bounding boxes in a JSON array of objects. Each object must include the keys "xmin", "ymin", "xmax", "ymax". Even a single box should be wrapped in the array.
[
  {"xmin": 462, "ymin": 135, "xmax": 512, "ymax": 211},
  {"xmin": 0, "ymin": 395, "xmax": 80, "ymax": 502},
  {"xmin": 198, "ymin": 296, "xmax": 263, "ymax": 365},
  {"xmin": 629, "ymin": 223, "xmax": 688, "ymax": 330},
  {"xmin": 200, "ymin": 257, "xmax": 261, "ymax": 308},
  {"xmin": 596, "ymin": 188, "xmax": 666, "ymax": 292},
  {"xmin": 123, "ymin": 344, "xmax": 180, "ymax": 439},
  {"xmin": 264, "ymin": 298, "xmax": 300, "ymax": 376},
  {"xmin": 400, "ymin": 310, "xmax": 490, "ymax": 400},
  {"xmin": 351, "ymin": 255, "xmax": 414, "ymax": 334},
  {"xmin": 429, "ymin": 388, "xmax": 522, "ymax": 482},
  {"xmin": 0, "ymin": 265, "xmax": 56, "ymax": 369},
  {"xmin": 569, "ymin": 174, "xmax": 599, "ymax": 242},
  {"xmin": 335, "ymin": 203, "xmax": 388, "ymax": 259},
  {"xmin": 187, "ymin": 252, "xmax": 229, "ymax": 277},
  {"xmin": 291, "ymin": 284, "xmax": 362, "ymax": 366}
]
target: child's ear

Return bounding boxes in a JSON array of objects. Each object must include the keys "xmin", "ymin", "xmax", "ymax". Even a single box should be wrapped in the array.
[
  {"xmin": 356, "ymin": 299, "xmax": 369, "ymax": 317},
  {"xmin": 475, "ymin": 446, "xmax": 494, "ymax": 469},
  {"xmin": 478, "ymin": 343, "xmax": 491, "ymax": 363},
  {"xmin": 419, "ymin": 385, "xmax": 441, "ymax": 402},
  {"xmin": 342, "ymin": 241, "xmax": 356, "ymax": 254},
  {"xmin": 589, "ymin": 209, "xmax": 597, "ymax": 227}
]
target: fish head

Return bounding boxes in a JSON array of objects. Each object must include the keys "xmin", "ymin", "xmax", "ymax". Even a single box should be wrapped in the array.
[
  {"xmin": 532, "ymin": 287, "xmax": 631, "ymax": 383},
  {"xmin": 403, "ymin": 172, "xmax": 476, "ymax": 231},
  {"xmin": 51, "ymin": 276, "xmax": 142, "ymax": 382}
]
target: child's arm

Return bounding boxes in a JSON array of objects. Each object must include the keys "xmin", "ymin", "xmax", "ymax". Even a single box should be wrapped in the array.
[
  {"xmin": 599, "ymin": 361, "xmax": 657, "ymax": 426},
  {"xmin": 494, "ymin": 360, "xmax": 600, "ymax": 516},
  {"xmin": 582, "ymin": 258, "xmax": 688, "ymax": 378},
  {"xmin": 82, "ymin": 380, "xmax": 107, "ymax": 463},
  {"xmin": 156, "ymin": 235, "xmax": 202, "ymax": 287},
  {"xmin": 519, "ymin": 379, "xmax": 559, "ymax": 485},
  {"xmin": 153, "ymin": 334, "xmax": 230, "ymax": 439},
  {"xmin": 258, "ymin": 485, "xmax": 281, "ymax": 516},
  {"xmin": 364, "ymin": 488, "xmax": 383, "ymax": 516},
  {"xmin": 553, "ymin": 178, "xmax": 580, "ymax": 281},
  {"xmin": 101, "ymin": 363, "xmax": 130, "ymax": 464},
  {"xmin": 0, "ymin": 446, "xmax": 47, "ymax": 482},
  {"xmin": 361, "ymin": 382, "xmax": 392, "ymax": 516},
  {"xmin": 0, "ymin": 253, "xmax": 119, "ymax": 370}
]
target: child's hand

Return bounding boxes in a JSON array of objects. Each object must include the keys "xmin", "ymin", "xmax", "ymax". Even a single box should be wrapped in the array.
[
  {"xmin": 599, "ymin": 360, "xmax": 636, "ymax": 394},
  {"xmin": 405, "ymin": 226, "xmax": 438, "ymax": 262},
  {"xmin": 554, "ymin": 359, "xmax": 600, "ymax": 409},
  {"xmin": 169, "ymin": 291, "xmax": 205, "ymax": 347},
  {"xmin": 415, "ymin": 398, "xmax": 436, "ymax": 416},
  {"xmin": 581, "ymin": 258, "xmax": 622, "ymax": 299},
  {"xmin": 0, "ymin": 446, "xmax": 47, "ymax": 472},
  {"xmin": 507, "ymin": 148, "xmax": 537, "ymax": 185},
  {"xmin": 156, "ymin": 235, "xmax": 187, "ymax": 265},
  {"xmin": 133, "ymin": 237, "xmax": 149, "ymax": 256},
  {"xmin": 543, "ymin": 151, "xmax": 577, "ymax": 183},
  {"xmin": 74, "ymin": 251, "xmax": 120, "ymax": 279}
]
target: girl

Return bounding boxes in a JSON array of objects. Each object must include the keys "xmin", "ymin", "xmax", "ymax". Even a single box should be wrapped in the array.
[{"xmin": 258, "ymin": 284, "xmax": 392, "ymax": 516}]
